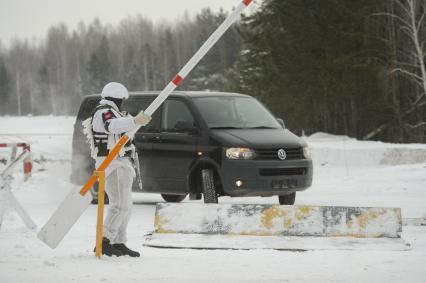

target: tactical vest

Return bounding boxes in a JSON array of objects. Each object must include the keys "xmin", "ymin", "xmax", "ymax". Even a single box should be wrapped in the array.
[{"xmin": 91, "ymin": 104, "xmax": 133, "ymax": 157}]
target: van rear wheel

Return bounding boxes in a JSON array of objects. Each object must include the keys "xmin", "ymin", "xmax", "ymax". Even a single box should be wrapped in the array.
[
  {"xmin": 161, "ymin": 194, "xmax": 187, "ymax": 203},
  {"xmin": 202, "ymin": 169, "xmax": 218, "ymax": 203},
  {"xmin": 278, "ymin": 192, "xmax": 296, "ymax": 205}
]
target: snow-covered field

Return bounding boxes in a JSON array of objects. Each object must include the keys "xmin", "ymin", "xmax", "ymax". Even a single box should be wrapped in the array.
[{"xmin": 0, "ymin": 116, "xmax": 425, "ymax": 283}]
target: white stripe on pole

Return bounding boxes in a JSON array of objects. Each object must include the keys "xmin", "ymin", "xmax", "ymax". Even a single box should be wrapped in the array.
[{"xmin": 129, "ymin": 0, "xmax": 253, "ymax": 137}]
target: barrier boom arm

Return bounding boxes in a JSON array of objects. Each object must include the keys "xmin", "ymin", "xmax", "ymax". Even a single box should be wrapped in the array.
[{"xmin": 79, "ymin": 0, "xmax": 253, "ymax": 196}]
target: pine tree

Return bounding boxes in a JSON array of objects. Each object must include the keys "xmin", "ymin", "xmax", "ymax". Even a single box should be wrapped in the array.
[
  {"xmin": 87, "ymin": 35, "xmax": 112, "ymax": 93},
  {"xmin": 187, "ymin": 8, "xmax": 242, "ymax": 91},
  {"xmin": 230, "ymin": 0, "xmax": 391, "ymax": 138}
]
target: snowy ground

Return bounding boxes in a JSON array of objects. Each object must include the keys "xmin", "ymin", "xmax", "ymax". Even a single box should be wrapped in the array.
[{"xmin": 0, "ymin": 116, "xmax": 425, "ymax": 283}]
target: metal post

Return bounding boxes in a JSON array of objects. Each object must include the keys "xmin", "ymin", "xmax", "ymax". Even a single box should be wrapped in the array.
[{"xmin": 94, "ymin": 171, "xmax": 106, "ymax": 258}]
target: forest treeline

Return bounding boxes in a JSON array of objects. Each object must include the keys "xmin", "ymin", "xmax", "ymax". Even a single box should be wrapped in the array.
[
  {"xmin": 0, "ymin": 0, "xmax": 425, "ymax": 143},
  {"xmin": 0, "ymin": 9, "xmax": 242, "ymax": 116}
]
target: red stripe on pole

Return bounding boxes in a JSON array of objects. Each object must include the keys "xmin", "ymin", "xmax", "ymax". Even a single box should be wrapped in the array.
[
  {"xmin": 172, "ymin": 74, "xmax": 183, "ymax": 86},
  {"xmin": 243, "ymin": 0, "xmax": 252, "ymax": 6}
]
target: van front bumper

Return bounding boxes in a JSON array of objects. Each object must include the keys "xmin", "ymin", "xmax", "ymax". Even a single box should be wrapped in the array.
[{"xmin": 220, "ymin": 159, "xmax": 313, "ymax": 197}]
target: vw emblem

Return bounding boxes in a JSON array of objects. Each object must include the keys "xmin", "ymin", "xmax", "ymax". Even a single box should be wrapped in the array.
[{"xmin": 277, "ymin": 149, "xmax": 287, "ymax": 160}]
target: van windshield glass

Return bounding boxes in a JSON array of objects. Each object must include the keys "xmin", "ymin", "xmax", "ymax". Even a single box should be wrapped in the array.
[{"xmin": 193, "ymin": 96, "xmax": 281, "ymax": 129}]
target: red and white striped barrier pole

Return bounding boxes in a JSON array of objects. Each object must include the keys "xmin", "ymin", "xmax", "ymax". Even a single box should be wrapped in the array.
[
  {"xmin": 80, "ymin": 0, "xmax": 254, "ymax": 195},
  {"xmin": 39, "ymin": 0, "xmax": 255, "ymax": 250}
]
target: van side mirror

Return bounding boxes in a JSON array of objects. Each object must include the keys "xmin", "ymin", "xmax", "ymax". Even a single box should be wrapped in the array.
[
  {"xmin": 277, "ymin": 118, "xmax": 285, "ymax": 129},
  {"xmin": 174, "ymin": 120, "xmax": 199, "ymax": 134}
]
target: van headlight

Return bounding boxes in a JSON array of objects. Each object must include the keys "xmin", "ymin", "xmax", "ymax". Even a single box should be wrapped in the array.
[
  {"xmin": 303, "ymin": 146, "xmax": 312, "ymax": 159},
  {"xmin": 225, "ymin": 148, "xmax": 256, "ymax": 160}
]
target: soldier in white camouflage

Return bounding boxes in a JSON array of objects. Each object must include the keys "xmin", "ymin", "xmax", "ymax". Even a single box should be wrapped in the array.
[{"xmin": 87, "ymin": 82, "xmax": 151, "ymax": 257}]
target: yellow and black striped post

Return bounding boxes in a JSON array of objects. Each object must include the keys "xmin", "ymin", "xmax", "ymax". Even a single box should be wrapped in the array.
[{"xmin": 94, "ymin": 171, "xmax": 106, "ymax": 258}]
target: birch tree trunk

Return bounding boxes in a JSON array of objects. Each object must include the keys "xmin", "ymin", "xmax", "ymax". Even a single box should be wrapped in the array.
[{"xmin": 365, "ymin": 0, "xmax": 426, "ymax": 140}]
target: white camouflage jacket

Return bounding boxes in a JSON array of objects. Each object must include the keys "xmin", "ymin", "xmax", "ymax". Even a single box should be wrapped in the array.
[{"xmin": 83, "ymin": 99, "xmax": 136, "ymax": 178}]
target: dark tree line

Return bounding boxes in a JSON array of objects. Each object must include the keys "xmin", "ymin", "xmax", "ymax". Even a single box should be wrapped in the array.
[
  {"xmin": 229, "ymin": 0, "xmax": 426, "ymax": 142},
  {"xmin": 0, "ymin": 1, "xmax": 425, "ymax": 143}
]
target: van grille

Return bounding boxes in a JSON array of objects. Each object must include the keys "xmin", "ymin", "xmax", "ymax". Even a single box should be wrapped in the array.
[
  {"xmin": 259, "ymin": 168, "xmax": 307, "ymax": 176},
  {"xmin": 255, "ymin": 148, "xmax": 304, "ymax": 160}
]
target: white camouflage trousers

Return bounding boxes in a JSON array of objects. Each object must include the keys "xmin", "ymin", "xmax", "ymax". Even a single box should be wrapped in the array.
[{"xmin": 103, "ymin": 166, "xmax": 134, "ymax": 244}]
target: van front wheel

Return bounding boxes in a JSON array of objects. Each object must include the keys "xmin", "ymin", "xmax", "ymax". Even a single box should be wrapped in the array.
[
  {"xmin": 161, "ymin": 194, "xmax": 187, "ymax": 203},
  {"xmin": 278, "ymin": 192, "xmax": 296, "ymax": 205},
  {"xmin": 202, "ymin": 169, "xmax": 218, "ymax": 204}
]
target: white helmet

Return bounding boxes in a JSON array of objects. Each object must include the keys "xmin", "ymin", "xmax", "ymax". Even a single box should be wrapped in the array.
[{"xmin": 101, "ymin": 82, "xmax": 129, "ymax": 99}]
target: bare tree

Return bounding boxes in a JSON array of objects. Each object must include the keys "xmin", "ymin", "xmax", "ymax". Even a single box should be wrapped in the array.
[{"xmin": 365, "ymin": 0, "xmax": 426, "ymax": 140}]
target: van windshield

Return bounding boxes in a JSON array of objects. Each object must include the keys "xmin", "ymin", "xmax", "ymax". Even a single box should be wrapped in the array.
[{"xmin": 192, "ymin": 96, "xmax": 281, "ymax": 129}]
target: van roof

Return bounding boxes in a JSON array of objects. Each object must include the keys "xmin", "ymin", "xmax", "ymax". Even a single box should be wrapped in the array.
[{"xmin": 84, "ymin": 91, "xmax": 251, "ymax": 99}]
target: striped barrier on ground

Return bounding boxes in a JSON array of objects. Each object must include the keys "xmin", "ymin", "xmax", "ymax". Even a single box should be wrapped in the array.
[{"xmin": 0, "ymin": 142, "xmax": 32, "ymax": 181}]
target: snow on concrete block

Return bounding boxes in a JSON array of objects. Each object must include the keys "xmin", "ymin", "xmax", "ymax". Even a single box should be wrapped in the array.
[{"xmin": 154, "ymin": 203, "xmax": 402, "ymax": 238}]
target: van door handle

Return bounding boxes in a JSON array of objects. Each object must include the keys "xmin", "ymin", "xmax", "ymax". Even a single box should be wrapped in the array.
[
  {"xmin": 154, "ymin": 135, "xmax": 162, "ymax": 142},
  {"xmin": 136, "ymin": 134, "xmax": 146, "ymax": 141}
]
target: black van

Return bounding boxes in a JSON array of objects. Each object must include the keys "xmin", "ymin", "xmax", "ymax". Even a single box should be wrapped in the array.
[{"xmin": 71, "ymin": 91, "xmax": 313, "ymax": 205}]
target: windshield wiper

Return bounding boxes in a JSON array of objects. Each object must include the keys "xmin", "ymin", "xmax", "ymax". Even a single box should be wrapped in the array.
[
  {"xmin": 247, "ymin": 126, "xmax": 277, "ymax": 129},
  {"xmin": 209, "ymin": 126, "xmax": 244, "ymax": 129}
]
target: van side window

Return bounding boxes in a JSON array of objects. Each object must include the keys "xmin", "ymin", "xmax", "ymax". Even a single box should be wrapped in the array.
[
  {"xmin": 122, "ymin": 98, "xmax": 153, "ymax": 116},
  {"xmin": 123, "ymin": 97, "xmax": 159, "ymax": 133},
  {"xmin": 161, "ymin": 100, "xmax": 195, "ymax": 132}
]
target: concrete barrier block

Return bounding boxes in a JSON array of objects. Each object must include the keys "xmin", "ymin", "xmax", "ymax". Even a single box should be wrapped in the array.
[{"xmin": 154, "ymin": 203, "xmax": 402, "ymax": 238}]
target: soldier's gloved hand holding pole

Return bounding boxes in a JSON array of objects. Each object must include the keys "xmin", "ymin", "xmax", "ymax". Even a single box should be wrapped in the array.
[
  {"xmin": 89, "ymin": 82, "xmax": 151, "ymax": 257},
  {"xmin": 134, "ymin": 111, "xmax": 151, "ymax": 126}
]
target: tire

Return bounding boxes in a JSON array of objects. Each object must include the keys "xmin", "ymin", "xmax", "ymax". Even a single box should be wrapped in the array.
[
  {"xmin": 202, "ymin": 168, "xmax": 218, "ymax": 203},
  {"xmin": 161, "ymin": 194, "xmax": 187, "ymax": 203},
  {"xmin": 278, "ymin": 192, "xmax": 296, "ymax": 205}
]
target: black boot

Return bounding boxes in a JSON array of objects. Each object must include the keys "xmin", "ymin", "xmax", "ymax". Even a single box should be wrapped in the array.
[
  {"xmin": 112, "ymin": 243, "xmax": 140, "ymax": 257},
  {"xmin": 93, "ymin": 237, "xmax": 123, "ymax": 257}
]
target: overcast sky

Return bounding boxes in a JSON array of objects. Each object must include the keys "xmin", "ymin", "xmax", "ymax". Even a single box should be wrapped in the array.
[{"xmin": 0, "ymin": 0, "xmax": 258, "ymax": 47}]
